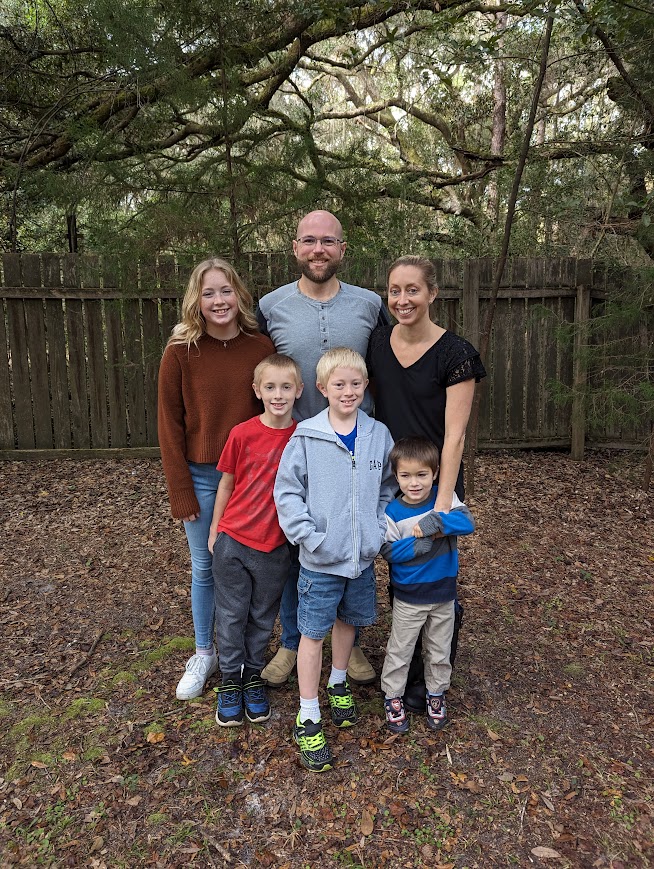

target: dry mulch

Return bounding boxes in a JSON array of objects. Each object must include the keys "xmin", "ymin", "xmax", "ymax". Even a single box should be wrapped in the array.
[{"xmin": 0, "ymin": 450, "xmax": 652, "ymax": 868}]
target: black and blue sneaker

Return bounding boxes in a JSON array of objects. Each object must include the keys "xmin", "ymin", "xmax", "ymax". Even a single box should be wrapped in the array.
[
  {"xmin": 215, "ymin": 678, "xmax": 244, "ymax": 727},
  {"xmin": 243, "ymin": 674, "xmax": 271, "ymax": 723}
]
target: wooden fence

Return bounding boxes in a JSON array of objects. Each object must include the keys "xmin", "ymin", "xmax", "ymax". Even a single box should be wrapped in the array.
[{"xmin": 0, "ymin": 253, "xmax": 649, "ymax": 458}]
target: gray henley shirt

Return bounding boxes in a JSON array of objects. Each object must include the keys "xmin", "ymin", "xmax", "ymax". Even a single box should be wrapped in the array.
[{"xmin": 256, "ymin": 280, "xmax": 388, "ymax": 422}]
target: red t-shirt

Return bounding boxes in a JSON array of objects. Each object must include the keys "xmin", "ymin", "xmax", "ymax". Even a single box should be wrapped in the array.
[{"xmin": 217, "ymin": 416, "xmax": 297, "ymax": 552}]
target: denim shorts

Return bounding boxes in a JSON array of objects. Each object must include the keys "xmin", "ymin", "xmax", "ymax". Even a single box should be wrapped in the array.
[{"xmin": 297, "ymin": 564, "xmax": 377, "ymax": 640}]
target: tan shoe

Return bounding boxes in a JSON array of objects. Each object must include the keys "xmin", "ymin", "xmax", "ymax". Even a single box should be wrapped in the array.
[
  {"xmin": 261, "ymin": 647, "xmax": 297, "ymax": 686},
  {"xmin": 347, "ymin": 646, "xmax": 376, "ymax": 685}
]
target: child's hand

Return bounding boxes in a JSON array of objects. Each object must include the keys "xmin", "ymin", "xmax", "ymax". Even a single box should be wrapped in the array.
[
  {"xmin": 207, "ymin": 529, "xmax": 217, "ymax": 554},
  {"xmin": 413, "ymin": 523, "xmax": 424, "ymax": 538}
]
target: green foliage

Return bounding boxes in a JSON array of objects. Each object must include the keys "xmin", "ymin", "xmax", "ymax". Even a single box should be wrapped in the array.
[
  {"xmin": 549, "ymin": 267, "xmax": 654, "ymax": 442},
  {"xmin": 1, "ymin": 0, "xmax": 653, "ymax": 267}
]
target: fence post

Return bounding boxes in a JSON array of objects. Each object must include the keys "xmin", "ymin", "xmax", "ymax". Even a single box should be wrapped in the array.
[{"xmin": 571, "ymin": 262, "xmax": 592, "ymax": 460}]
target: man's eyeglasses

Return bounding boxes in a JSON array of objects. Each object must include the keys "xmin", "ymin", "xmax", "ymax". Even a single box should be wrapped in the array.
[{"xmin": 296, "ymin": 236, "xmax": 343, "ymax": 248}]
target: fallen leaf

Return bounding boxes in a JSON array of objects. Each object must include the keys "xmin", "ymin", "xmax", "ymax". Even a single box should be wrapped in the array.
[
  {"xmin": 146, "ymin": 731, "xmax": 164, "ymax": 744},
  {"xmin": 487, "ymin": 728, "xmax": 501, "ymax": 741},
  {"xmin": 31, "ymin": 760, "xmax": 47, "ymax": 769},
  {"xmin": 360, "ymin": 808, "xmax": 374, "ymax": 836},
  {"xmin": 89, "ymin": 836, "xmax": 104, "ymax": 852},
  {"xmin": 542, "ymin": 794, "xmax": 556, "ymax": 811},
  {"xmin": 531, "ymin": 846, "xmax": 562, "ymax": 859}
]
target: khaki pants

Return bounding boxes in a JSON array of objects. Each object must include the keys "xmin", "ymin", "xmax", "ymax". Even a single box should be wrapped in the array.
[{"xmin": 381, "ymin": 598, "xmax": 455, "ymax": 698}]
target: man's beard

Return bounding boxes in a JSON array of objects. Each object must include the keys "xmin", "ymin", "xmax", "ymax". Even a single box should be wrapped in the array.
[{"xmin": 300, "ymin": 258, "xmax": 340, "ymax": 284}]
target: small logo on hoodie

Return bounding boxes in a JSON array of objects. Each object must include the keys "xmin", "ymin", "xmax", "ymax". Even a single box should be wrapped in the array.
[{"xmin": 369, "ymin": 459, "xmax": 382, "ymax": 471}]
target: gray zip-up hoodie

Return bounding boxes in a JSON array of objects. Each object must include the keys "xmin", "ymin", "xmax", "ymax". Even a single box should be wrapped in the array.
[{"xmin": 274, "ymin": 408, "xmax": 395, "ymax": 579}]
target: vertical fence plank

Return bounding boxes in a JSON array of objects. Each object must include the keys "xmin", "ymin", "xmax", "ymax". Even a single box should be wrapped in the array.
[
  {"xmin": 571, "ymin": 287, "xmax": 591, "ymax": 458},
  {"xmin": 462, "ymin": 261, "xmax": 480, "ymax": 347},
  {"xmin": 6, "ymin": 300, "xmax": 34, "ymax": 448},
  {"xmin": 61, "ymin": 253, "xmax": 79, "ymax": 289},
  {"xmin": 477, "ymin": 297, "xmax": 491, "ymax": 442},
  {"xmin": 66, "ymin": 300, "xmax": 90, "ymax": 448},
  {"xmin": 0, "ymin": 301, "xmax": 14, "ymax": 448},
  {"xmin": 42, "ymin": 253, "xmax": 62, "ymax": 290},
  {"xmin": 105, "ymin": 299, "xmax": 127, "ymax": 447},
  {"xmin": 85, "ymin": 299, "xmax": 108, "ymax": 448},
  {"xmin": 123, "ymin": 298, "xmax": 147, "ymax": 447},
  {"xmin": 21, "ymin": 254, "xmax": 41, "ymax": 288},
  {"xmin": 508, "ymin": 297, "xmax": 527, "ymax": 440},
  {"xmin": 542, "ymin": 297, "xmax": 559, "ymax": 438},
  {"xmin": 24, "ymin": 298, "xmax": 52, "ymax": 448},
  {"xmin": 558, "ymin": 296, "xmax": 575, "ymax": 438},
  {"xmin": 525, "ymin": 298, "xmax": 544, "ymax": 437},
  {"xmin": 45, "ymin": 299, "xmax": 72, "ymax": 448},
  {"xmin": 79, "ymin": 255, "xmax": 100, "ymax": 289},
  {"xmin": 160, "ymin": 299, "xmax": 178, "ymax": 347},
  {"xmin": 491, "ymin": 300, "xmax": 509, "ymax": 441},
  {"xmin": 2, "ymin": 253, "xmax": 22, "ymax": 287},
  {"xmin": 142, "ymin": 298, "xmax": 162, "ymax": 444}
]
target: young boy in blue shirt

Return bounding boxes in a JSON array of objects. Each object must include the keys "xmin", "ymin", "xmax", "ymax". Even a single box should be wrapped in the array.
[
  {"xmin": 274, "ymin": 348, "xmax": 395, "ymax": 772},
  {"xmin": 380, "ymin": 437, "xmax": 475, "ymax": 734}
]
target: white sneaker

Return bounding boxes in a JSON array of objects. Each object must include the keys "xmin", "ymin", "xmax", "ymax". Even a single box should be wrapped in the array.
[{"xmin": 175, "ymin": 652, "xmax": 218, "ymax": 700}]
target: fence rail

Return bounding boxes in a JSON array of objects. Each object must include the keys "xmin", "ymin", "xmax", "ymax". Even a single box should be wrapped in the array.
[{"xmin": 0, "ymin": 253, "xmax": 649, "ymax": 459}]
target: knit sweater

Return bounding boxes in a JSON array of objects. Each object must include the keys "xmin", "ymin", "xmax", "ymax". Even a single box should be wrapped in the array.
[{"xmin": 158, "ymin": 330, "xmax": 274, "ymax": 518}]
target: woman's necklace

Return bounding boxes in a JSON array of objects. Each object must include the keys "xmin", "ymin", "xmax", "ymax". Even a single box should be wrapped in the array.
[{"xmin": 209, "ymin": 327, "xmax": 240, "ymax": 348}]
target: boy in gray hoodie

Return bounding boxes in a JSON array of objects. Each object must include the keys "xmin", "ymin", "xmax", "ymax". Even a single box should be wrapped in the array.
[{"xmin": 274, "ymin": 348, "xmax": 395, "ymax": 772}]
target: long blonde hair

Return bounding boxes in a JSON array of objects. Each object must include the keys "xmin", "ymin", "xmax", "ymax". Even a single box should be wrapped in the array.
[{"xmin": 167, "ymin": 258, "xmax": 258, "ymax": 348}]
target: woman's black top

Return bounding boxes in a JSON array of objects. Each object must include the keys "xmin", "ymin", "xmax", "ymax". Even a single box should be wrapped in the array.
[{"xmin": 367, "ymin": 325, "xmax": 486, "ymax": 498}]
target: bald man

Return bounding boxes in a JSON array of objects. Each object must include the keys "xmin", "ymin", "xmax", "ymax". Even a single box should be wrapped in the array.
[{"xmin": 257, "ymin": 210, "xmax": 390, "ymax": 686}]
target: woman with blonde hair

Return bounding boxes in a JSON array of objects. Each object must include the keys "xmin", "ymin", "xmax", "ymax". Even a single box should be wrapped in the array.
[{"xmin": 158, "ymin": 257, "xmax": 274, "ymax": 700}]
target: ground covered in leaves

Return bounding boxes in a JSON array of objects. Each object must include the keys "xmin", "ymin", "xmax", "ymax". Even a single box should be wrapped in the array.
[{"xmin": 0, "ymin": 451, "xmax": 652, "ymax": 869}]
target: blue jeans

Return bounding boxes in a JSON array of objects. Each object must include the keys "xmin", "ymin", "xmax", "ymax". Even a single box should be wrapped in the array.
[
  {"xmin": 279, "ymin": 546, "xmax": 301, "ymax": 651},
  {"xmin": 183, "ymin": 462, "xmax": 222, "ymax": 650},
  {"xmin": 279, "ymin": 545, "xmax": 360, "ymax": 650}
]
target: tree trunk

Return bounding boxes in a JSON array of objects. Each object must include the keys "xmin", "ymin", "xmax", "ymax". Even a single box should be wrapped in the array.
[{"xmin": 465, "ymin": 7, "xmax": 556, "ymax": 496}]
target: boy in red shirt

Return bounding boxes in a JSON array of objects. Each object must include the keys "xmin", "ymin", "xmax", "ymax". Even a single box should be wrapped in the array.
[{"xmin": 208, "ymin": 354, "xmax": 303, "ymax": 726}]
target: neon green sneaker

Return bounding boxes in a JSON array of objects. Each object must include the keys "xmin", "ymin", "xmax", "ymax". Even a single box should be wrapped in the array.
[
  {"xmin": 293, "ymin": 713, "xmax": 333, "ymax": 772},
  {"xmin": 327, "ymin": 680, "xmax": 358, "ymax": 728}
]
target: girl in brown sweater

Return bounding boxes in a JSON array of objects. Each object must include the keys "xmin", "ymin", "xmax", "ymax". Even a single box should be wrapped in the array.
[{"xmin": 158, "ymin": 258, "xmax": 274, "ymax": 700}]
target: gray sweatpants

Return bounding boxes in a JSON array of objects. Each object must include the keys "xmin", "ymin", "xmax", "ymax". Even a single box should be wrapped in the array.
[
  {"xmin": 381, "ymin": 598, "xmax": 455, "ymax": 698},
  {"xmin": 212, "ymin": 532, "xmax": 289, "ymax": 677}
]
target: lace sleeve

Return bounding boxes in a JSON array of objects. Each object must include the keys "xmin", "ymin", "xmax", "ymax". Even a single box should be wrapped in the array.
[{"xmin": 444, "ymin": 336, "xmax": 487, "ymax": 387}]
